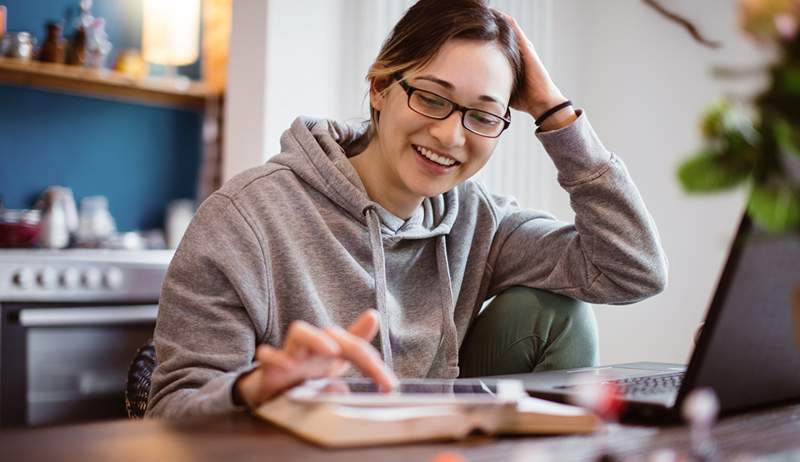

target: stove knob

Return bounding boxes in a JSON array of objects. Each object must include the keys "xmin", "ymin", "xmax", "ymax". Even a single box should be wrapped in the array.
[
  {"xmin": 60, "ymin": 268, "xmax": 81, "ymax": 289},
  {"xmin": 36, "ymin": 268, "xmax": 59, "ymax": 290},
  {"xmin": 12, "ymin": 268, "xmax": 35, "ymax": 289},
  {"xmin": 103, "ymin": 268, "xmax": 124, "ymax": 290},
  {"xmin": 82, "ymin": 268, "xmax": 103, "ymax": 289}
]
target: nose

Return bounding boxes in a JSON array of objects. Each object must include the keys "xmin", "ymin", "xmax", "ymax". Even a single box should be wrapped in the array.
[{"xmin": 428, "ymin": 111, "xmax": 466, "ymax": 148}]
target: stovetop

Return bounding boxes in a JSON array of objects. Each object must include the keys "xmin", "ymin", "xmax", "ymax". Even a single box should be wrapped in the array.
[{"xmin": 0, "ymin": 249, "xmax": 174, "ymax": 303}]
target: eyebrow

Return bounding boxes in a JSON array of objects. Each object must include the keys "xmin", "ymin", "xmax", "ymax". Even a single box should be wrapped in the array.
[{"xmin": 413, "ymin": 74, "xmax": 504, "ymax": 106}]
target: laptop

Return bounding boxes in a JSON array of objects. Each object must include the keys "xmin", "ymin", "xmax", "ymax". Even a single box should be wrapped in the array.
[{"xmin": 490, "ymin": 214, "xmax": 800, "ymax": 423}]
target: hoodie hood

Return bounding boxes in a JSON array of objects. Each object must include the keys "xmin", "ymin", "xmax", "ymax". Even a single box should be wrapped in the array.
[
  {"xmin": 270, "ymin": 116, "xmax": 461, "ymax": 375},
  {"xmin": 273, "ymin": 116, "xmax": 459, "ymax": 238}
]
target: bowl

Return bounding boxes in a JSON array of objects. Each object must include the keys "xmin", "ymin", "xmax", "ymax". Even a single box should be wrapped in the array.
[{"xmin": 0, "ymin": 209, "xmax": 42, "ymax": 247}]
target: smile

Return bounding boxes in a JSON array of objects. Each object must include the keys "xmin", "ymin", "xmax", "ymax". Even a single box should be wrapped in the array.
[{"xmin": 413, "ymin": 145, "xmax": 460, "ymax": 167}]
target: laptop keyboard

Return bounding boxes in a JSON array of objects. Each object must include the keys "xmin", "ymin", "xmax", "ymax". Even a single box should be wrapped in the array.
[{"xmin": 555, "ymin": 372, "xmax": 684, "ymax": 398}]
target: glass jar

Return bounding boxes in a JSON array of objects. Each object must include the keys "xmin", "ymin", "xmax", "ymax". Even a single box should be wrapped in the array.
[
  {"xmin": 5, "ymin": 31, "xmax": 36, "ymax": 60},
  {"xmin": 76, "ymin": 196, "xmax": 117, "ymax": 247}
]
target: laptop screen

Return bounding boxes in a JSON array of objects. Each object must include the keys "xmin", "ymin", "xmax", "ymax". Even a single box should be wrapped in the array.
[{"xmin": 680, "ymin": 215, "xmax": 800, "ymax": 413}]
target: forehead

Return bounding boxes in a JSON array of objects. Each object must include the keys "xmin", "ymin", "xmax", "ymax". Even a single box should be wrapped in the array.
[{"xmin": 408, "ymin": 39, "xmax": 514, "ymax": 104}]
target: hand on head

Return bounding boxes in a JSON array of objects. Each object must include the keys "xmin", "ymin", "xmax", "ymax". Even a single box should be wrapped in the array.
[
  {"xmin": 235, "ymin": 309, "xmax": 398, "ymax": 409},
  {"xmin": 493, "ymin": 9, "xmax": 576, "ymax": 128}
]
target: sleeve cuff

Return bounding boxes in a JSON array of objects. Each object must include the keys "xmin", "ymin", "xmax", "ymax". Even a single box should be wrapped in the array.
[
  {"xmin": 229, "ymin": 362, "xmax": 261, "ymax": 410},
  {"xmin": 535, "ymin": 109, "xmax": 613, "ymax": 185}
]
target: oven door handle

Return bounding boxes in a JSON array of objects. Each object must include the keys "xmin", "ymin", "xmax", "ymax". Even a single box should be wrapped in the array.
[{"xmin": 18, "ymin": 305, "xmax": 158, "ymax": 327}]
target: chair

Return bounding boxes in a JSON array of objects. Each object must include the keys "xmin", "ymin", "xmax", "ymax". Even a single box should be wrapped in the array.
[{"xmin": 125, "ymin": 338, "xmax": 156, "ymax": 419}]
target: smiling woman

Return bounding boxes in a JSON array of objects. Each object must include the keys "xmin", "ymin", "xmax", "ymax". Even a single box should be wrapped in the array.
[
  {"xmin": 146, "ymin": 0, "xmax": 668, "ymax": 419},
  {"xmin": 351, "ymin": 39, "xmax": 517, "ymax": 217}
]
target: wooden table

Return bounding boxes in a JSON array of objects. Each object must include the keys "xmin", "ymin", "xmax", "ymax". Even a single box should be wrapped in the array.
[{"xmin": 2, "ymin": 403, "xmax": 800, "ymax": 461}]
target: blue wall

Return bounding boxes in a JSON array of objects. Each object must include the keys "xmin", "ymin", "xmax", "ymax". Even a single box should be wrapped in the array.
[{"xmin": 0, "ymin": 0, "xmax": 203, "ymax": 231}]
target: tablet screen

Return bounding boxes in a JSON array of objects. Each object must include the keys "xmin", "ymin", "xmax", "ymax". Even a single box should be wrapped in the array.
[
  {"xmin": 287, "ymin": 378, "xmax": 501, "ymax": 406},
  {"xmin": 323, "ymin": 379, "xmax": 497, "ymax": 395}
]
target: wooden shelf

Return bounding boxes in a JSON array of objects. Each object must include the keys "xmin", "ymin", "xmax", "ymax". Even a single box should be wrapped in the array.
[{"xmin": 0, "ymin": 57, "xmax": 220, "ymax": 110}]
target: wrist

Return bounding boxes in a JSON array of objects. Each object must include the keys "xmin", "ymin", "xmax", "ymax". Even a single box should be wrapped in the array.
[
  {"xmin": 234, "ymin": 368, "xmax": 265, "ymax": 410},
  {"xmin": 526, "ymin": 90, "xmax": 567, "ymax": 119},
  {"xmin": 537, "ymin": 105, "xmax": 577, "ymax": 132}
]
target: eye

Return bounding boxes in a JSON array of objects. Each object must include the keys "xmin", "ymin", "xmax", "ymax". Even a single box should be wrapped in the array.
[
  {"xmin": 416, "ymin": 92, "xmax": 447, "ymax": 108},
  {"xmin": 468, "ymin": 111, "xmax": 501, "ymax": 126}
]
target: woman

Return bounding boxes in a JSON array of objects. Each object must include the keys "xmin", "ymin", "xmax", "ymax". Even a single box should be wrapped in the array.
[{"xmin": 147, "ymin": 0, "xmax": 667, "ymax": 418}]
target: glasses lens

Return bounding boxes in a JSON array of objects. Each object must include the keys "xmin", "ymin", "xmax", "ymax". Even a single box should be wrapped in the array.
[
  {"xmin": 409, "ymin": 90, "xmax": 452, "ymax": 118},
  {"xmin": 464, "ymin": 110, "xmax": 505, "ymax": 137}
]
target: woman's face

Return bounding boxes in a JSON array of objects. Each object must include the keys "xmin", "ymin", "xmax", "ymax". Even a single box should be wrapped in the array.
[{"xmin": 370, "ymin": 39, "xmax": 514, "ymax": 200}]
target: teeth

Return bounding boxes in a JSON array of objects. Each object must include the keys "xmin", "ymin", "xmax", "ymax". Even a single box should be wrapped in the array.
[{"xmin": 415, "ymin": 145, "xmax": 456, "ymax": 166}]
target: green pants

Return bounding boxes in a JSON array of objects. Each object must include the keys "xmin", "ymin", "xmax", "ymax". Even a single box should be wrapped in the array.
[{"xmin": 459, "ymin": 286, "xmax": 599, "ymax": 377}]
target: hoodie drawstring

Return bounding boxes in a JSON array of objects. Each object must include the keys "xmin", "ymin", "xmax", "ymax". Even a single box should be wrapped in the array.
[
  {"xmin": 434, "ymin": 235, "xmax": 459, "ymax": 374},
  {"xmin": 365, "ymin": 206, "xmax": 459, "ymax": 378},
  {"xmin": 365, "ymin": 207, "xmax": 394, "ymax": 370}
]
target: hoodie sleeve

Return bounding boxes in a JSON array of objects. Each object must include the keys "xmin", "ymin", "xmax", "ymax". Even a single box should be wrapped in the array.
[
  {"xmin": 146, "ymin": 193, "xmax": 270, "ymax": 419},
  {"xmin": 484, "ymin": 111, "xmax": 668, "ymax": 304}
]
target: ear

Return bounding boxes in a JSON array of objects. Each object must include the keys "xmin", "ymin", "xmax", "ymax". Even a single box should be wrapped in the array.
[{"xmin": 369, "ymin": 76, "xmax": 392, "ymax": 112}]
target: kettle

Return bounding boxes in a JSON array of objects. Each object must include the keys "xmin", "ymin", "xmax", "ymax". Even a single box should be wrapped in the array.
[{"xmin": 37, "ymin": 186, "xmax": 79, "ymax": 249}]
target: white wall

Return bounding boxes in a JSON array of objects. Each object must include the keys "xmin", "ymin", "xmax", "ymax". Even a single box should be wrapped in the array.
[
  {"xmin": 543, "ymin": 0, "xmax": 766, "ymax": 364},
  {"xmin": 224, "ymin": 0, "xmax": 269, "ymax": 181},
  {"xmin": 262, "ymin": 0, "xmax": 417, "ymax": 155},
  {"xmin": 263, "ymin": 0, "xmax": 346, "ymax": 156},
  {"xmin": 226, "ymin": 0, "xmax": 769, "ymax": 365}
]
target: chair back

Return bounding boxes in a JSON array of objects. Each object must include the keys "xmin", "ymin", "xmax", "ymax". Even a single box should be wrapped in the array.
[{"xmin": 125, "ymin": 339, "xmax": 156, "ymax": 419}]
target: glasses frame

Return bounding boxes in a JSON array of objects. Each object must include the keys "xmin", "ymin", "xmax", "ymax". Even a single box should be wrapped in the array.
[{"xmin": 393, "ymin": 74, "xmax": 511, "ymax": 138}]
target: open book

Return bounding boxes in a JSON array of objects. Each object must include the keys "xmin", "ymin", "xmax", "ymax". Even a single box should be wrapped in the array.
[{"xmin": 254, "ymin": 378, "xmax": 599, "ymax": 447}]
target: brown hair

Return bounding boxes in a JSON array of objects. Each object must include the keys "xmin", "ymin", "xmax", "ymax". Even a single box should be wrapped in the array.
[{"xmin": 364, "ymin": 0, "xmax": 524, "ymax": 141}]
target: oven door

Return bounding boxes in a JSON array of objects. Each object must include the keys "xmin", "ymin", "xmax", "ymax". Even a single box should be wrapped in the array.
[{"xmin": 0, "ymin": 302, "xmax": 157, "ymax": 427}]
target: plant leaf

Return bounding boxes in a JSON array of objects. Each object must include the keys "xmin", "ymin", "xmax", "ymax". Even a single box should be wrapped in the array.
[
  {"xmin": 677, "ymin": 150, "xmax": 752, "ymax": 192},
  {"xmin": 774, "ymin": 117, "xmax": 800, "ymax": 158},
  {"xmin": 746, "ymin": 183, "xmax": 800, "ymax": 233},
  {"xmin": 780, "ymin": 66, "xmax": 800, "ymax": 97}
]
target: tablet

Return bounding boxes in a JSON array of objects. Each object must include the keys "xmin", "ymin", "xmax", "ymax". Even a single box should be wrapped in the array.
[{"xmin": 286, "ymin": 378, "xmax": 523, "ymax": 407}]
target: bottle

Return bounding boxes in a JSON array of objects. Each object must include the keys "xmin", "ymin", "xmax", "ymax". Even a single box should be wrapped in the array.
[
  {"xmin": 166, "ymin": 199, "xmax": 195, "ymax": 249},
  {"xmin": 86, "ymin": 17, "xmax": 112, "ymax": 68},
  {"xmin": 65, "ymin": 26, "xmax": 87, "ymax": 66},
  {"xmin": 39, "ymin": 21, "xmax": 66, "ymax": 63},
  {"xmin": 37, "ymin": 186, "xmax": 76, "ymax": 249},
  {"xmin": 39, "ymin": 199, "xmax": 69, "ymax": 249}
]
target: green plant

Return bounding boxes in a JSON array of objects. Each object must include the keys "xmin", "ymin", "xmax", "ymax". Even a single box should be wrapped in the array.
[{"xmin": 645, "ymin": 0, "xmax": 800, "ymax": 233}]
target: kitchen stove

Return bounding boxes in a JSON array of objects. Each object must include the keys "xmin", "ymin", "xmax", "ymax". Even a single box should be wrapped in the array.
[
  {"xmin": 0, "ymin": 249, "xmax": 173, "ymax": 427},
  {"xmin": 0, "ymin": 249, "xmax": 172, "ymax": 302}
]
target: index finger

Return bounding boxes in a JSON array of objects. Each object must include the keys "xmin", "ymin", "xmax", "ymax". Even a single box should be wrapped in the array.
[
  {"xmin": 347, "ymin": 309, "xmax": 380, "ymax": 340},
  {"xmin": 326, "ymin": 326, "xmax": 398, "ymax": 392}
]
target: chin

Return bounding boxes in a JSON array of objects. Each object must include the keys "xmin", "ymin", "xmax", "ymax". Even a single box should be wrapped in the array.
[
  {"xmin": 411, "ymin": 184, "xmax": 452, "ymax": 198},
  {"xmin": 403, "ymin": 173, "xmax": 458, "ymax": 199}
]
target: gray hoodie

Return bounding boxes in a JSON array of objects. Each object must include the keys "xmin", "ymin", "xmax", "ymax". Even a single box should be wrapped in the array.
[{"xmin": 146, "ymin": 112, "xmax": 667, "ymax": 418}]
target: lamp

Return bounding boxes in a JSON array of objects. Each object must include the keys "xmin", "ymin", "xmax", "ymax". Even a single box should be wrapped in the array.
[{"xmin": 142, "ymin": 0, "xmax": 200, "ymax": 83}]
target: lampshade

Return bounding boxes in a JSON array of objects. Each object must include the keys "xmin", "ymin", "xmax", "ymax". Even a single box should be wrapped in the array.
[{"xmin": 142, "ymin": 0, "xmax": 200, "ymax": 67}]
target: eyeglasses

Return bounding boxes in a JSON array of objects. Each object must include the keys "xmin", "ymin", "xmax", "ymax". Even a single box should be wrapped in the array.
[{"xmin": 393, "ymin": 75, "xmax": 511, "ymax": 138}]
